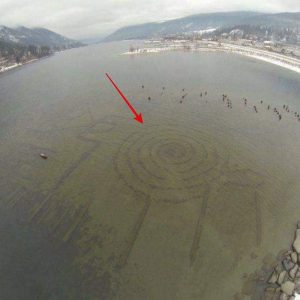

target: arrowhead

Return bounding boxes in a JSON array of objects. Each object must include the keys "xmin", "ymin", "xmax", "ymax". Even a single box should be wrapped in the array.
[{"xmin": 134, "ymin": 113, "xmax": 143, "ymax": 124}]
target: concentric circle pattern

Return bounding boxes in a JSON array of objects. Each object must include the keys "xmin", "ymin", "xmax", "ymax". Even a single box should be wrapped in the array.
[{"xmin": 115, "ymin": 126, "xmax": 227, "ymax": 203}]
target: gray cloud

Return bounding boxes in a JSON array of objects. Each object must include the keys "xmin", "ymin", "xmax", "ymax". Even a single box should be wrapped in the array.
[{"xmin": 0, "ymin": 0, "xmax": 299, "ymax": 40}]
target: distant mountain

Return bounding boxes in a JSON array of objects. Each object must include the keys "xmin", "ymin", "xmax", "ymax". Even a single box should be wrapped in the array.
[
  {"xmin": 104, "ymin": 11, "xmax": 300, "ymax": 41},
  {"xmin": 0, "ymin": 26, "xmax": 83, "ymax": 48}
]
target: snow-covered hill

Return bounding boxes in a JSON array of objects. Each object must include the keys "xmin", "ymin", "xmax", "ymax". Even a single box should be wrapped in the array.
[{"xmin": 0, "ymin": 26, "xmax": 83, "ymax": 48}]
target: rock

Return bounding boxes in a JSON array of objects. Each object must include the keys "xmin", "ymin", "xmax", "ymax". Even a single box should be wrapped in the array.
[
  {"xmin": 277, "ymin": 264, "xmax": 284, "ymax": 273},
  {"xmin": 278, "ymin": 271, "xmax": 288, "ymax": 285},
  {"xmin": 294, "ymin": 280, "xmax": 300, "ymax": 293},
  {"xmin": 265, "ymin": 287, "xmax": 277, "ymax": 300},
  {"xmin": 281, "ymin": 281, "xmax": 295, "ymax": 296},
  {"xmin": 280, "ymin": 293, "xmax": 288, "ymax": 300},
  {"xmin": 291, "ymin": 252, "xmax": 298, "ymax": 264},
  {"xmin": 277, "ymin": 250, "xmax": 290, "ymax": 260},
  {"xmin": 289, "ymin": 265, "xmax": 298, "ymax": 279},
  {"xmin": 289, "ymin": 296, "xmax": 295, "ymax": 300},
  {"xmin": 274, "ymin": 289, "xmax": 282, "ymax": 299},
  {"xmin": 297, "ymin": 221, "xmax": 300, "ymax": 229},
  {"xmin": 295, "ymin": 269, "xmax": 300, "ymax": 279},
  {"xmin": 268, "ymin": 270, "xmax": 278, "ymax": 284},
  {"xmin": 293, "ymin": 229, "xmax": 300, "ymax": 254},
  {"xmin": 283, "ymin": 258, "xmax": 295, "ymax": 271}
]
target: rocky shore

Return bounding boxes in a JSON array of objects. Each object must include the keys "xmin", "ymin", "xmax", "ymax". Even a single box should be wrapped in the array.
[{"xmin": 265, "ymin": 224, "xmax": 300, "ymax": 299}]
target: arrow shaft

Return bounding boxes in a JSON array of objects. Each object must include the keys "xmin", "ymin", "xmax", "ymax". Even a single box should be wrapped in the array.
[{"xmin": 106, "ymin": 73, "xmax": 138, "ymax": 117}]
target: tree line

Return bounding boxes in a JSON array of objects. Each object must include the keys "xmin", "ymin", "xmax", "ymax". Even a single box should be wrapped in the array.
[{"xmin": 0, "ymin": 40, "xmax": 52, "ymax": 64}]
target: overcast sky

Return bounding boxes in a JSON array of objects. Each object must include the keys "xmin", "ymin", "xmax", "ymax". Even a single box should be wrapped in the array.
[{"xmin": 0, "ymin": 0, "xmax": 299, "ymax": 40}]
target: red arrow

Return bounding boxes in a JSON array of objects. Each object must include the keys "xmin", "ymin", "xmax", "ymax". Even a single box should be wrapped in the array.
[{"xmin": 105, "ymin": 73, "xmax": 143, "ymax": 124}]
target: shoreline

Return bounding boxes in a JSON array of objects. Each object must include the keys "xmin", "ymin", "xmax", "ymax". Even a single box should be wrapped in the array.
[
  {"xmin": 0, "ymin": 58, "xmax": 40, "ymax": 74},
  {"xmin": 0, "ymin": 51, "xmax": 67, "ymax": 75},
  {"xmin": 0, "ymin": 46, "xmax": 86, "ymax": 75},
  {"xmin": 123, "ymin": 41, "xmax": 300, "ymax": 74}
]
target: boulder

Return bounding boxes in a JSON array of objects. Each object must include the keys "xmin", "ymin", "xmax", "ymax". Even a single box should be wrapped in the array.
[
  {"xmin": 283, "ymin": 258, "xmax": 295, "ymax": 271},
  {"xmin": 280, "ymin": 293, "xmax": 288, "ymax": 300},
  {"xmin": 281, "ymin": 281, "xmax": 295, "ymax": 296},
  {"xmin": 278, "ymin": 271, "xmax": 288, "ymax": 285},
  {"xmin": 264, "ymin": 287, "xmax": 277, "ymax": 300},
  {"xmin": 294, "ymin": 280, "xmax": 300, "ymax": 293},
  {"xmin": 293, "ymin": 229, "xmax": 300, "ymax": 254},
  {"xmin": 295, "ymin": 269, "xmax": 300, "ymax": 279},
  {"xmin": 268, "ymin": 270, "xmax": 278, "ymax": 284},
  {"xmin": 289, "ymin": 265, "xmax": 298, "ymax": 279},
  {"xmin": 274, "ymin": 288, "xmax": 282, "ymax": 300},
  {"xmin": 291, "ymin": 252, "xmax": 298, "ymax": 264},
  {"xmin": 277, "ymin": 264, "xmax": 284, "ymax": 273}
]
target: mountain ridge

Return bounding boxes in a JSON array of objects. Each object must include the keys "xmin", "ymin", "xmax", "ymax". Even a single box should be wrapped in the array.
[
  {"xmin": 0, "ymin": 25, "xmax": 83, "ymax": 48},
  {"xmin": 104, "ymin": 11, "xmax": 300, "ymax": 42}
]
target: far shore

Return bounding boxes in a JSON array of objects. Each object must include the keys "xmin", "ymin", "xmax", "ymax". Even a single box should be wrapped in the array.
[
  {"xmin": 123, "ymin": 41, "xmax": 300, "ymax": 74},
  {"xmin": 0, "ymin": 58, "xmax": 39, "ymax": 74},
  {"xmin": 0, "ymin": 51, "xmax": 64, "ymax": 75}
]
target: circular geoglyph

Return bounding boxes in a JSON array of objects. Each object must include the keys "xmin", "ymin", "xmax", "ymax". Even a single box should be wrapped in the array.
[{"xmin": 115, "ymin": 126, "xmax": 227, "ymax": 203}]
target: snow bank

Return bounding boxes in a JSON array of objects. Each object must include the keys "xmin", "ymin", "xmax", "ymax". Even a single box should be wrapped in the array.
[{"xmin": 123, "ymin": 42, "xmax": 300, "ymax": 74}]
